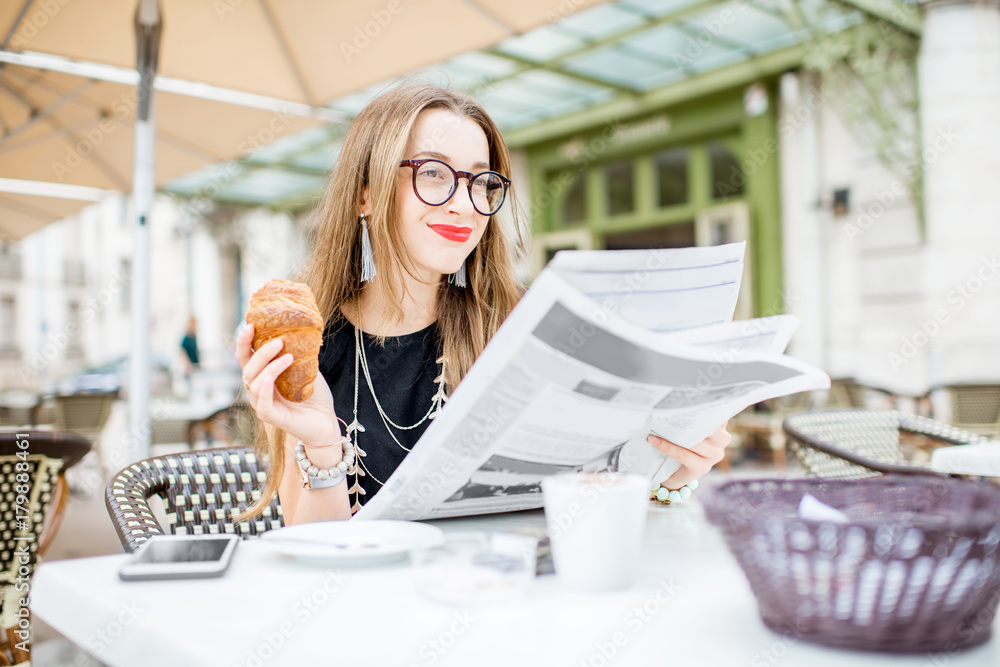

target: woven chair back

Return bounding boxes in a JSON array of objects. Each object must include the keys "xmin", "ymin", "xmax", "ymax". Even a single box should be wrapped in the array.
[
  {"xmin": 0, "ymin": 433, "xmax": 89, "ymax": 634},
  {"xmin": 949, "ymin": 384, "xmax": 1000, "ymax": 439},
  {"xmin": 53, "ymin": 392, "xmax": 115, "ymax": 442},
  {"xmin": 785, "ymin": 409, "xmax": 990, "ymax": 479},
  {"xmin": 105, "ymin": 446, "xmax": 283, "ymax": 553}
]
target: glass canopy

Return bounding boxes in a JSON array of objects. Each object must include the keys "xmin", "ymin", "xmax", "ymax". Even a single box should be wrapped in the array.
[{"xmin": 162, "ymin": 0, "xmax": 914, "ymax": 209}]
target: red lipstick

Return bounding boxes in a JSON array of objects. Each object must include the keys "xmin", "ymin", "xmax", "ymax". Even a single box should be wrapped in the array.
[{"xmin": 428, "ymin": 225, "xmax": 472, "ymax": 242}]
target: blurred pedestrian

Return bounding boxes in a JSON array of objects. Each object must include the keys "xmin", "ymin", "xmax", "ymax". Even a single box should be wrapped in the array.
[{"xmin": 180, "ymin": 315, "xmax": 199, "ymax": 384}]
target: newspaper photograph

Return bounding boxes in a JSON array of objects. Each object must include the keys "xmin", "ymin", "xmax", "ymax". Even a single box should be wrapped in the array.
[{"xmin": 354, "ymin": 243, "xmax": 831, "ymax": 521}]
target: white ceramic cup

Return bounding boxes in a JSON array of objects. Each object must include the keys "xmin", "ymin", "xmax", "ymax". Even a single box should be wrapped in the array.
[{"xmin": 541, "ymin": 472, "xmax": 649, "ymax": 592}]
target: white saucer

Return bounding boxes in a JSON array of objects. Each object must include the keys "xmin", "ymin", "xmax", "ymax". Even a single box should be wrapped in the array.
[{"xmin": 260, "ymin": 520, "xmax": 445, "ymax": 566}]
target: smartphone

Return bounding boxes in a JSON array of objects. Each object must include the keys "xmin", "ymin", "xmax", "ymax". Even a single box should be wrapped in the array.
[{"xmin": 118, "ymin": 534, "xmax": 240, "ymax": 581}]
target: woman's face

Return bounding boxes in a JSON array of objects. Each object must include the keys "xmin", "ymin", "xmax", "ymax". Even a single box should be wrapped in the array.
[{"xmin": 394, "ymin": 108, "xmax": 492, "ymax": 282}]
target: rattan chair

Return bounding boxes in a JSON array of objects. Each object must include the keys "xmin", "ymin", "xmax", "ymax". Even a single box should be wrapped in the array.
[
  {"xmin": 0, "ymin": 431, "xmax": 90, "ymax": 666},
  {"xmin": 105, "ymin": 446, "xmax": 283, "ymax": 553},
  {"xmin": 784, "ymin": 409, "xmax": 990, "ymax": 479},
  {"xmin": 52, "ymin": 391, "xmax": 115, "ymax": 442},
  {"xmin": 945, "ymin": 383, "xmax": 1000, "ymax": 440}
]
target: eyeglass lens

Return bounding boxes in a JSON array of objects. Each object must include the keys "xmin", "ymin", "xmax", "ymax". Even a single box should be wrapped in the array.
[{"xmin": 413, "ymin": 160, "xmax": 506, "ymax": 215}]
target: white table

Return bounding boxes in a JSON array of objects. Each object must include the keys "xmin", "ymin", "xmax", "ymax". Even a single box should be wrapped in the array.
[
  {"xmin": 931, "ymin": 442, "xmax": 1000, "ymax": 477},
  {"xmin": 32, "ymin": 501, "xmax": 1000, "ymax": 667}
]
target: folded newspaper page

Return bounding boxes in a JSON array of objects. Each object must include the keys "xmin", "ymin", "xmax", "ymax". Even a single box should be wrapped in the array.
[{"xmin": 354, "ymin": 243, "xmax": 830, "ymax": 521}]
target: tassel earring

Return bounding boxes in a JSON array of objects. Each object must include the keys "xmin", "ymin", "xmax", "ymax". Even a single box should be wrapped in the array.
[
  {"xmin": 360, "ymin": 214, "xmax": 377, "ymax": 283},
  {"xmin": 448, "ymin": 261, "xmax": 467, "ymax": 288}
]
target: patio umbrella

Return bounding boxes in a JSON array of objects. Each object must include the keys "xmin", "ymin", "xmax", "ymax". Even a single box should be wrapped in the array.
[{"xmin": 0, "ymin": 0, "xmax": 608, "ymax": 461}]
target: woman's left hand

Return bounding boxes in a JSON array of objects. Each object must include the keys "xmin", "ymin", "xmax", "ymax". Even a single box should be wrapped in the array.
[{"xmin": 646, "ymin": 422, "xmax": 732, "ymax": 489}]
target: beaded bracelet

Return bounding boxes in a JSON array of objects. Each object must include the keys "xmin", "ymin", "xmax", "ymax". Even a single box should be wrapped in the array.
[
  {"xmin": 295, "ymin": 439, "xmax": 355, "ymax": 489},
  {"xmin": 650, "ymin": 479, "xmax": 698, "ymax": 505},
  {"xmin": 294, "ymin": 418, "xmax": 355, "ymax": 490}
]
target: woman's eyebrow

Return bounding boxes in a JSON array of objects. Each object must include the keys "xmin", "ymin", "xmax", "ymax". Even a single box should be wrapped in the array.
[{"xmin": 413, "ymin": 150, "xmax": 490, "ymax": 171}]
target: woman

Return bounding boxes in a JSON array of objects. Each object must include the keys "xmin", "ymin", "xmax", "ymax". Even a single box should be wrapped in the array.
[{"xmin": 235, "ymin": 84, "xmax": 730, "ymax": 525}]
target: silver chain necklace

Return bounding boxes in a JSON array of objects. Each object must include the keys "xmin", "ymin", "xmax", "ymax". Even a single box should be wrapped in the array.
[{"xmin": 343, "ymin": 308, "xmax": 448, "ymax": 513}]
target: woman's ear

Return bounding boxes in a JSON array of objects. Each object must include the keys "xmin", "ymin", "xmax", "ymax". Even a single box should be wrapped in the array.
[{"xmin": 359, "ymin": 186, "xmax": 371, "ymax": 218}]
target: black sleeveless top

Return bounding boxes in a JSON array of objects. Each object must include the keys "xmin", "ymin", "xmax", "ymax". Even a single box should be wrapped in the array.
[{"xmin": 317, "ymin": 312, "xmax": 442, "ymax": 510}]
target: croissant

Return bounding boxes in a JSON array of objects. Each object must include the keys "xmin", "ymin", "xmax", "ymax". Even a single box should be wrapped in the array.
[{"xmin": 246, "ymin": 279, "xmax": 323, "ymax": 402}]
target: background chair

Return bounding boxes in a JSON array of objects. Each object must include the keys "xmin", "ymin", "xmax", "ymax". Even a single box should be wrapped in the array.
[
  {"xmin": 52, "ymin": 391, "xmax": 115, "ymax": 472},
  {"xmin": 149, "ymin": 417, "xmax": 196, "ymax": 449},
  {"xmin": 0, "ymin": 393, "xmax": 42, "ymax": 429},
  {"xmin": 191, "ymin": 400, "xmax": 254, "ymax": 449},
  {"xmin": 784, "ymin": 409, "xmax": 990, "ymax": 479},
  {"xmin": 727, "ymin": 391, "xmax": 815, "ymax": 470},
  {"xmin": 0, "ymin": 431, "xmax": 90, "ymax": 666},
  {"xmin": 105, "ymin": 446, "xmax": 283, "ymax": 553},
  {"xmin": 945, "ymin": 383, "xmax": 1000, "ymax": 440}
]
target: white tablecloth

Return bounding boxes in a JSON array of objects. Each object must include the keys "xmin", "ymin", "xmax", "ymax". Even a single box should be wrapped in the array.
[
  {"xmin": 931, "ymin": 442, "xmax": 1000, "ymax": 477},
  {"xmin": 32, "ymin": 502, "xmax": 1000, "ymax": 667}
]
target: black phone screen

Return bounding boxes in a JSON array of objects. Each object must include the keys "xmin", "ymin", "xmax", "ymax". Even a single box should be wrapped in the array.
[{"xmin": 133, "ymin": 538, "xmax": 232, "ymax": 564}]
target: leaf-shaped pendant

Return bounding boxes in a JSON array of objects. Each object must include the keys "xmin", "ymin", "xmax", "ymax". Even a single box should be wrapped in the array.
[
  {"xmin": 346, "ymin": 417, "xmax": 365, "ymax": 435},
  {"xmin": 350, "ymin": 501, "xmax": 361, "ymax": 514}
]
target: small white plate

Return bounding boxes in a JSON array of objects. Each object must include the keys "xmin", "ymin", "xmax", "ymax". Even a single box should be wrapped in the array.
[{"xmin": 260, "ymin": 520, "xmax": 445, "ymax": 566}]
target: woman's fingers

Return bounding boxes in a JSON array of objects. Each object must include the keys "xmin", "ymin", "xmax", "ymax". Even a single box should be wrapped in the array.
[
  {"xmin": 663, "ymin": 467, "xmax": 700, "ymax": 489},
  {"xmin": 648, "ymin": 426, "xmax": 732, "ymax": 489},
  {"xmin": 234, "ymin": 324, "xmax": 255, "ymax": 366},
  {"xmin": 252, "ymin": 353, "xmax": 294, "ymax": 419},
  {"xmin": 647, "ymin": 435, "xmax": 709, "ymax": 471},
  {"xmin": 242, "ymin": 337, "xmax": 285, "ymax": 388}
]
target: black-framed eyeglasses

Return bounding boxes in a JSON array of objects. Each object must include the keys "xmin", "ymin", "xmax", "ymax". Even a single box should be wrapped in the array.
[{"xmin": 400, "ymin": 158, "xmax": 510, "ymax": 216}]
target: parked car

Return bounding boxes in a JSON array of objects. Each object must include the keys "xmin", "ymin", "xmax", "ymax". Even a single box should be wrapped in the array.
[{"xmin": 51, "ymin": 354, "xmax": 174, "ymax": 398}]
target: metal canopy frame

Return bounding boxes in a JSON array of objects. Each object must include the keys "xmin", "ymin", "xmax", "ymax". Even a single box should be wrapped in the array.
[{"xmin": 161, "ymin": 0, "xmax": 921, "ymax": 209}]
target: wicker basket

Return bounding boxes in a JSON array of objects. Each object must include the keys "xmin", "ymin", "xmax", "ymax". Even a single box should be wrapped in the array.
[{"xmin": 702, "ymin": 477, "xmax": 1000, "ymax": 653}]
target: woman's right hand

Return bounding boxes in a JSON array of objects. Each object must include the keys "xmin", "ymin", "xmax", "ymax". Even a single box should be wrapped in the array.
[{"xmin": 235, "ymin": 323, "xmax": 340, "ymax": 447}]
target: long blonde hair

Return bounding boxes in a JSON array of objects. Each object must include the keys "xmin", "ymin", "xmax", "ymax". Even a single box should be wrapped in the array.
[{"xmin": 235, "ymin": 83, "xmax": 527, "ymax": 521}]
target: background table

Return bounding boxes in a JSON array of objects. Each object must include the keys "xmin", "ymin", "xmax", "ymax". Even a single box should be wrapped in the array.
[{"xmin": 32, "ymin": 500, "xmax": 1000, "ymax": 667}]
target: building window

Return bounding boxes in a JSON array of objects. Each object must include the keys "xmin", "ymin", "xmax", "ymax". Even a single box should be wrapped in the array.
[
  {"xmin": 603, "ymin": 222, "xmax": 695, "ymax": 250},
  {"xmin": 604, "ymin": 160, "xmax": 635, "ymax": 217},
  {"xmin": 709, "ymin": 141, "xmax": 745, "ymax": 199},
  {"xmin": 121, "ymin": 259, "xmax": 132, "ymax": 311},
  {"xmin": 0, "ymin": 296, "xmax": 17, "ymax": 352},
  {"xmin": 561, "ymin": 173, "xmax": 587, "ymax": 226},
  {"xmin": 655, "ymin": 147, "xmax": 689, "ymax": 208},
  {"xmin": 67, "ymin": 300, "xmax": 84, "ymax": 357}
]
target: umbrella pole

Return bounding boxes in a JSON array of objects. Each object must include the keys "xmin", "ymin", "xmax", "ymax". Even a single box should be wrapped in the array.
[{"xmin": 128, "ymin": 0, "xmax": 162, "ymax": 463}]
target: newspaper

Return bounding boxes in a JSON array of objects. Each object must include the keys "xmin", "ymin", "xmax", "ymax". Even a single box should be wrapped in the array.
[{"xmin": 354, "ymin": 242, "xmax": 830, "ymax": 521}]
